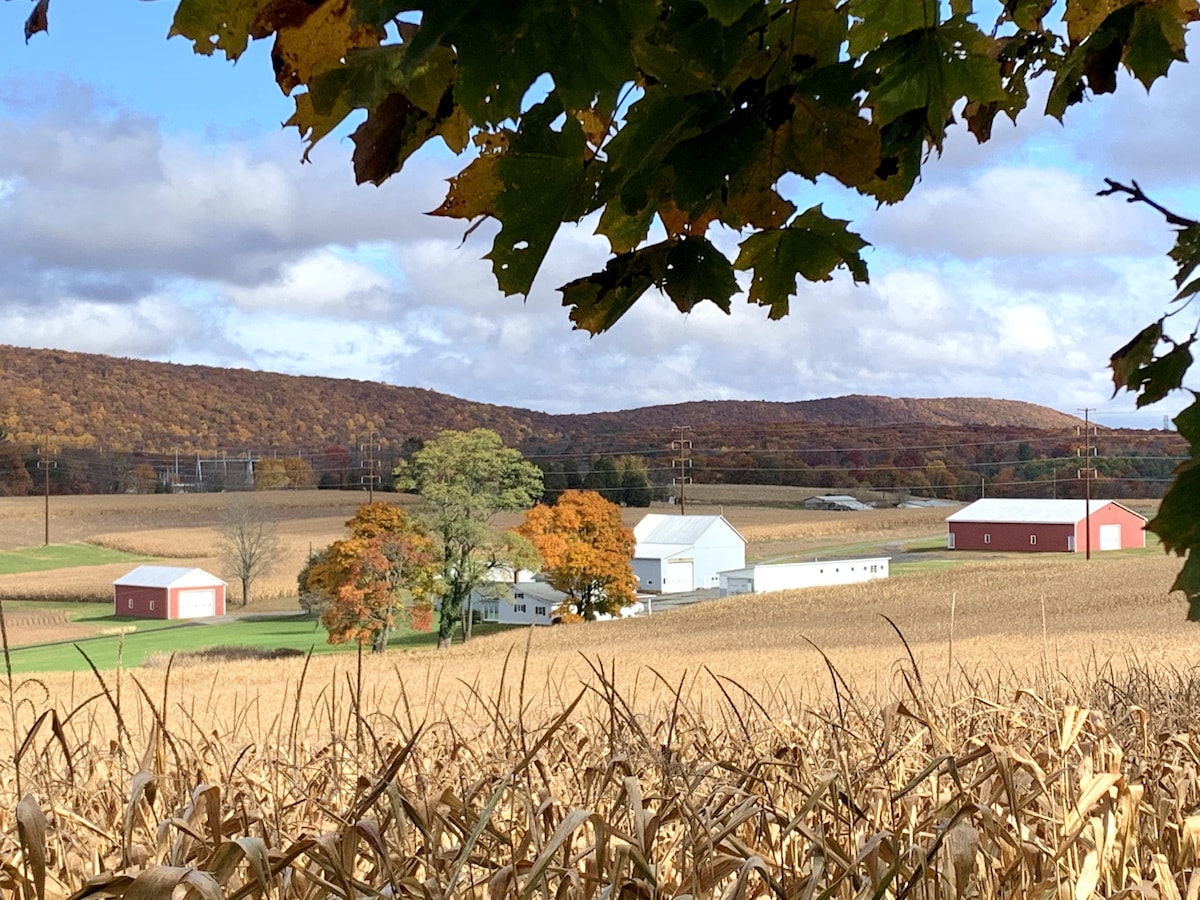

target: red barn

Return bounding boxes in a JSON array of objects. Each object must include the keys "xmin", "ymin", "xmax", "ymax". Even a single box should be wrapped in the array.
[
  {"xmin": 113, "ymin": 566, "xmax": 227, "ymax": 619},
  {"xmin": 946, "ymin": 499, "xmax": 1147, "ymax": 553}
]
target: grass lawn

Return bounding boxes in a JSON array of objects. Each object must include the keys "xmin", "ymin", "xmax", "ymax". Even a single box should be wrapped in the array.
[
  {"xmin": 1, "ymin": 613, "xmax": 519, "ymax": 674},
  {"xmin": 0, "ymin": 543, "xmax": 151, "ymax": 575}
]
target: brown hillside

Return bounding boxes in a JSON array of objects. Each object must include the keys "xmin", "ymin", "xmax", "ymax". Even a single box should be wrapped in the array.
[{"xmin": 0, "ymin": 344, "xmax": 1083, "ymax": 455}]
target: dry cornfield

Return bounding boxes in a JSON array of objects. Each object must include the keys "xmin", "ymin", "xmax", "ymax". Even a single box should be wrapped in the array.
[{"xmin": 3, "ymin": 644, "xmax": 1200, "ymax": 899}]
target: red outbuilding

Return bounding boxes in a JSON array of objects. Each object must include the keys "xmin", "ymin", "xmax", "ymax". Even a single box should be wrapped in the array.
[
  {"xmin": 946, "ymin": 499, "xmax": 1147, "ymax": 553},
  {"xmin": 113, "ymin": 566, "xmax": 227, "ymax": 619}
]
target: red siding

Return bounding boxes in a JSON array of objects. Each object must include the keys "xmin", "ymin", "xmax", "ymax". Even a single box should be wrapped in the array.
[
  {"xmin": 113, "ymin": 585, "xmax": 169, "ymax": 619},
  {"xmin": 950, "ymin": 522, "xmax": 1075, "ymax": 552},
  {"xmin": 950, "ymin": 503, "xmax": 1146, "ymax": 553},
  {"xmin": 1075, "ymin": 503, "xmax": 1146, "ymax": 552}
]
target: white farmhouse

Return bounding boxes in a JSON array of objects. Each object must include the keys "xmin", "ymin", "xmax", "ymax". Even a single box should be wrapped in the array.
[
  {"xmin": 632, "ymin": 514, "xmax": 746, "ymax": 593},
  {"xmin": 474, "ymin": 579, "xmax": 564, "ymax": 626},
  {"xmin": 718, "ymin": 557, "xmax": 890, "ymax": 597}
]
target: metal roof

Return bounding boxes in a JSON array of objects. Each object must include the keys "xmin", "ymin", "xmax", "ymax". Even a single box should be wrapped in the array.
[
  {"xmin": 633, "ymin": 513, "xmax": 745, "ymax": 545},
  {"xmin": 945, "ymin": 499, "xmax": 1145, "ymax": 525},
  {"xmin": 113, "ymin": 566, "xmax": 225, "ymax": 589}
]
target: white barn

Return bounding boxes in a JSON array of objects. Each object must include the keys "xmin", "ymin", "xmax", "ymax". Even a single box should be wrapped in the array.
[
  {"xmin": 719, "ymin": 558, "xmax": 890, "ymax": 597},
  {"xmin": 633, "ymin": 514, "xmax": 746, "ymax": 593}
]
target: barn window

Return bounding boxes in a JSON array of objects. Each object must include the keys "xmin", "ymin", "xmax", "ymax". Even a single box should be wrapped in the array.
[
  {"xmin": 149, "ymin": 600, "xmax": 155, "ymax": 611},
  {"xmin": 1030, "ymin": 535, "xmax": 1037, "ymax": 546},
  {"xmin": 984, "ymin": 534, "xmax": 991, "ymax": 544},
  {"xmin": 127, "ymin": 598, "xmax": 132, "ymax": 610}
]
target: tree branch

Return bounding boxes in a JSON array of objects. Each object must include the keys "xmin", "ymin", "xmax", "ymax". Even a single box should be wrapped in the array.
[{"xmin": 1098, "ymin": 178, "xmax": 1200, "ymax": 229}]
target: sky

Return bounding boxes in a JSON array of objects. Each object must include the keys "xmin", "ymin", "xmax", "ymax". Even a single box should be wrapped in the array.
[{"xmin": 1, "ymin": 3, "xmax": 1197, "ymax": 429}]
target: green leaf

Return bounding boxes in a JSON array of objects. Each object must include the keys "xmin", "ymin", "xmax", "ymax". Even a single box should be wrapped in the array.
[
  {"xmin": 696, "ymin": 0, "xmax": 762, "ymax": 27},
  {"xmin": 1110, "ymin": 320, "xmax": 1163, "ymax": 393},
  {"xmin": 596, "ymin": 201, "xmax": 656, "ymax": 256},
  {"xmin": 662, "ymin": 237, "xmax": 739, "ymax": 315},
  {"xmin": 487, "ymin": 99, "xmax": 592, "ymax": 296},
  {"xmin": 864, "ymin": 19, "xmax": 1006, "ymax": 148},
  {"xmin": 1063, "ymin": 0, "xmax": 1137, "ymax": 42},
  {"xmin": 1124, "ymin": 0, "xmax": 1193, "ymax": 89},
  {"xmin": 733, "ymin": 206, "xmax": 870, "ymax": 318},
  {"xmin": 847, "ymin": 0, "xmax": 940, "ymax": 56},
  {"xmin": 1171, "ymin": 225, "xmax": 1200, "ymax": 294},
  {"xmin": 170, "ymin": 0, "xmax": 268, "ymax": 59},
  {"xmin": 1133, "ymin": 340, "xmax": 1194, "ymax": 407},
  {"xmin": 559, "ymin": 243, "xmax": 673, "ymax": 335},
  {"xmin": 1004, "ymin": 0, "xmax": 1056, "ymax": 30},
  {"xmin": 1148, "ymin": 431, "xmax": 1200, "ymax": 554}
]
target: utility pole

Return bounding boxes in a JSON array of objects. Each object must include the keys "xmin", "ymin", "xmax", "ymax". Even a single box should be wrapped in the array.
[
  {"xmin": 360, "ymin": 431, "xmax": 381, "ymax": 502},
  {"xmin": 671, "ymin": 425, "xmax": 692, "ymax": 515},
  {"xmin": 37, "ymin": 440, "xmax": 55, "ymax": 546},
  {"xmin": 1077, "ymin": 408, "xmax": 1097, "ymax": 560}
]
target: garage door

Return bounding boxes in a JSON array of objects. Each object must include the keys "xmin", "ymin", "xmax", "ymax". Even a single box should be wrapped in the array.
[
  {"xmin": 177, "ymin": 588, "xmax": 216, "ymax": 618},
  {"xmin": 664, "ymin": 559, "xmax": 694, "ymax": 593},
  {"xmin": 1099, "ymin": 524, "xmax": 1122, "ymax": 551}
]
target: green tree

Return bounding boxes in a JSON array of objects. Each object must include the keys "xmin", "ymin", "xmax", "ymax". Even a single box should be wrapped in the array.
[
  {"xmin": 583, "ymin": 457, "xmax": 621, "ymax": 503},
  {"xmin": 614, "ymin": 456, "xmax": 654, "ymax": 507},
  {"xmin": 393, "ymin": 428, "xmax": 543, "ymax": 648}
]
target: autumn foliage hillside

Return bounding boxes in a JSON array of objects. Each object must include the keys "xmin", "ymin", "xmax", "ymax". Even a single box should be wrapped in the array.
[{"xmin": 0, "ymin": 344, "xmax": 1183, "ymax": 499}]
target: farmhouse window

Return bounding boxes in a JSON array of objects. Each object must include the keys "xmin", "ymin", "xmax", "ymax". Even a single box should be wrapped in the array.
[
  {"xmin": 535, "ymin": 606, "xmax": 546, "ymax": 616},
  {"xmin": 984, "ymin": 534, "xmax": 991, "ymax": 544},
  {"xmin": 515, "ymin": 603, "xmax": 526, "ymax": 613},
  {"xmin": 1030, "ymin": 535, "xmax": 1037, "ymax": 546}
]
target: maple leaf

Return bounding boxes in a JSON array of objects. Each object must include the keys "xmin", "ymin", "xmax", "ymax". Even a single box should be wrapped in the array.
[{"xmin": 734, "ymin": 207, "xmax": 870, "ymax": 319}]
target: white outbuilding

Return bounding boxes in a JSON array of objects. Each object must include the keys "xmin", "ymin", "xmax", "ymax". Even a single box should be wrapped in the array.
[
  {"xmin": 718, "ymin": 557, "xmax": 890, "ymax": 597},
  {"xmin": 632, "ymin": 514, "xmax": 746, "ymax": 593}
]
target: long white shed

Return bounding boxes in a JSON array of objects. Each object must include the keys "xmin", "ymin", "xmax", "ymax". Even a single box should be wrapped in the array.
[{"xmin": 718, "ymin": 557, "xmax": 890, "ymax": 597}]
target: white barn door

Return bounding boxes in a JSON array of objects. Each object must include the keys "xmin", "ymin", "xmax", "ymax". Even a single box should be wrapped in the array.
[
  {"xmin": 177, "ymin": 588, "xmax": 217, "ymax": 618},
  {"xmin": 1098, "ymin": 524, "xmax": 1122, "ymax": 551},
  {"xmin": 663, "ymin": 559, "xmax": 694, "ymax": 593}
]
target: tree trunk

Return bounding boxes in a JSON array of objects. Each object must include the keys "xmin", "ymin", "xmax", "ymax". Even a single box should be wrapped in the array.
[
  {"xmin": 437, "ymin": 634, "xmax": 451, "ymax": 649},
  {"xmin": 241, "ymin": 575, "xmax": 250, "ymax": 607},
  {"xmin": 462, "ymin": 594, "xmax": 473, "ymax": 641}
]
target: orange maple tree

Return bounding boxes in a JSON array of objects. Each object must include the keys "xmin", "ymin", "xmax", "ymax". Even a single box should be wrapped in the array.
[
  {"xmin": 517, "ymin": 490, "xmax": 637, "ymax": 621},
  {"xmin": 305, "ymin": 502, "xmax": 438, "ymax": 652}
]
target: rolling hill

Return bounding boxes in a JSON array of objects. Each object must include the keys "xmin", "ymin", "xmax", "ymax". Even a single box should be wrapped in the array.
[{"xmin": 0, "ymin": 344, "xmax": 1083, "ymax": 455}]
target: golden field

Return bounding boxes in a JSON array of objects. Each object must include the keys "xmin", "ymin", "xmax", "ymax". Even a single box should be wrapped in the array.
[{"xmin": 1, "ymin": 489, "xmax": 1198, "ymax": 897}]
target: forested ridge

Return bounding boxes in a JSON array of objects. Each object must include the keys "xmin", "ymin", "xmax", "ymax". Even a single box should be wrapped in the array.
[{"xmin": 0, "ymin": 344, "xmax": 1182, "ymax": 500}]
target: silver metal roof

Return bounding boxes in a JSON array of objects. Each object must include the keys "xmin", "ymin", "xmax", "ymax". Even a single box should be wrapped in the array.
[
  {"xmin": 633, "ymin": 513, "xmax": 744, "ymax": 545},
  {"xmin": 945, "ymin": 499, "xmax": 1144, "ymax": 525},
  {"xmin": 113, "ymin": 565, "xmax": 225, "ymax": 589}
]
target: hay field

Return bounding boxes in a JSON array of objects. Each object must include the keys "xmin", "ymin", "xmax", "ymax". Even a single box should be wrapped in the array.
[
  {"xmin": 3, "ymin": 492, "xmax": 1200, "ymax": 896},
  {"xmin": 0, "ymin": 491, "xmax": 398, "ymax": 604}
]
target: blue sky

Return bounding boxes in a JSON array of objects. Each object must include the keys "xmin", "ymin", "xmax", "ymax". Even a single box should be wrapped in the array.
[{"xmin": 1, "ymin": 2, "xmax": 1198, "ymax": 430}]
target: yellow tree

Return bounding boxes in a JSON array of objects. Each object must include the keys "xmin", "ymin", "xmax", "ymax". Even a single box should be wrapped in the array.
[
  {"xmin": 305, "ymin": 502, "xmax": 438, "ymax": 652},
  {"xmin": 517, "ymin": 490, "xmax": 637, "ymax": 621}
]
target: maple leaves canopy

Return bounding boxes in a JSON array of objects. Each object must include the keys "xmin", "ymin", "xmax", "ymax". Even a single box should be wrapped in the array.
[
  {"xmin": 29, "ymin": 0, "xmax": 1184, "ymax": 333},
  {"xmin": 518, "ymin": 490, "xmax": 638, "ymax": 621}
]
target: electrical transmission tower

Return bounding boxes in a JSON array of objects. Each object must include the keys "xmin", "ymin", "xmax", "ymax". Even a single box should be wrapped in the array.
[
  {"xmin": 360, "ymin": 431, "xmax": 381, "ymax": 502},
  {"xmin": 671, "ymin": 425, "xmax": 692, "ymax": 515}
]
